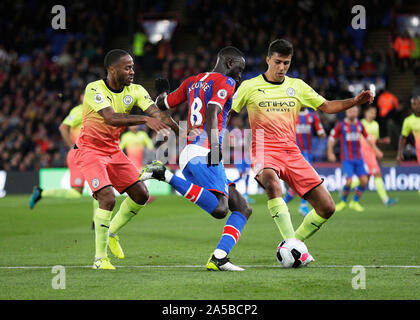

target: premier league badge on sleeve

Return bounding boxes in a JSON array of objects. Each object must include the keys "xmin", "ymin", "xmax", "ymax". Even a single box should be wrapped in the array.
[
  {"xmin": 94, "ymin": 93, "xmax": 105, "ymax": 104},
  {"xmin": 217, "ymin": 89, "xmax": 228, "ymax": 99}
]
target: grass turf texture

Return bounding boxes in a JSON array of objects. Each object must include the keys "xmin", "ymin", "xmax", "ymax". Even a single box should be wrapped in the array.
[{"xmin": 1, "ymin": 192, "xmax": 419, "ymax": 300}]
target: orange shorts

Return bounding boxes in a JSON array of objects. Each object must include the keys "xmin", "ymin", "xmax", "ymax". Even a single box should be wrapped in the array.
[
  {"xmin": 252, "ymin": 149, "xmax": 323, "ymax": 198},
  {"xmin": 362, "ymin": 152, "xmax": 381, "ymax": 175},
  {"xmin": 73, "ymin": 146, "xmax": 140, "ymax": 194},
  {"xmin": 67, "ymin": 148, "xmax": 85, "ymax": 188}
]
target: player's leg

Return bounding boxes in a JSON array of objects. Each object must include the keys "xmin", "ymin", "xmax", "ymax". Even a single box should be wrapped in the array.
[
  {"xmin": 295, "ymin": 183, "xmax": 335, "ymax": 241},
  {"xmin": 256, "ymin": 168, "xmax": 295, "ymax": 240},
  {"xmin": 106, "ymin": 181, "xmax": 149, "ymax": 259},
  {"xmin": 297, "ymin": 152, "xmax": 312, "ymax": 215},
  {"xmin": 349, "ymin": 174, "xmax": 368, "ymax": 212},
  {"xmin": 74, "ymin": 147, "xmax": 115, "ymax": 269},
  {"xmin": 207, "ymin": 184, "xmax": 252, "ymax": 271},
  {"xmin": 29, "ymin": 186, "xmax": 82, "ymax": 209},
  {"xmin": 92, "ymin": 185, "xmax": 116, "ymax": 269},
  {"xmin": 373, "ymin": 172, "xmax": 397, "ymax": 206},
  {"xmin": 336, "ymin": 160, "xmax": 354, "ymax": 211},
  {"xmin": 139, "ymin": 160, "xmax": 228, "ymax": 218},
  {"xmin": 92, "ymin": 198, "xmax": 98, "ymax": 230},
  {"xmin": 349, "ymin": 161, "xmax": 369, "ymax": 212},
  {"xmin": 105, "ymin": 151, "xmax": 151, "ymax": 259},
  {"xmin": 29, "ymin": 149, "xmax": 84, "ymax": 209}
]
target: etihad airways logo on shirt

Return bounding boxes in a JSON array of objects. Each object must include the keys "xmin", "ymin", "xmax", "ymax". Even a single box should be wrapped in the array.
[{"xmin": 258, "ymin": 100, "xmax": 296, "ymax": 108}]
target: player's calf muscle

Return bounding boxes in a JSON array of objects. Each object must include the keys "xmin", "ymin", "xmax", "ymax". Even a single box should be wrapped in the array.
[
  {"xmin": 305, "ymin": 186, "xmax": 335, "ymax": 219},
  {"xmin": 95, "ymin": 187, "xmax": 116, "ymax": 210},
  {"xmin": 228, "ymin": 187, "xmax": 252, "ymax": 219}
]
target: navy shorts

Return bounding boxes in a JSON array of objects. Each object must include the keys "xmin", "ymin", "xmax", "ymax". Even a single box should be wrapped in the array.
[
  {"xmin": 182, "ymin": 156, "xmax": 230, "ymax": 197},
  {"xmin": 342, "ymin": 159, "xmax": 368, "ymax": 178}
]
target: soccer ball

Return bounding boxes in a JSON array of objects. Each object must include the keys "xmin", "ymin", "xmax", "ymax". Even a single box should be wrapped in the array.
[{"xmin": 276, "ymin": 238, "xmax": 310, "ymax": 268}]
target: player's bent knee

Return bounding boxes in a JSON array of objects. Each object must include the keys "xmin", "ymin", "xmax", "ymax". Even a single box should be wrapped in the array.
[
  {"xmin": 98, "ymin": 197, "xmax": 116, "ymax": 211},
  {"xmin": 127, "ymin": 182, "xmax": 149, "ymax": 205},
  {"xmin": 134, "ymin": 188, "xmax": 149, "ymax": 205},
  {"xmin": 211, "ymin": 206, "xmax": 229, "ymax": 219},
  {"xmin": 95, "ymin": 187, "xmax": 116, "ymax": 211}
]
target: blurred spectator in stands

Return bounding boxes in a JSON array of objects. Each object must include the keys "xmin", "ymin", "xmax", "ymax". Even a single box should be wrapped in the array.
[
  {"xmin": 376, "ymin": 88, "xmax": 399, "ymax": 145},
  {"xmin": 411, "ymin": 33, "xmax": 420, "ymax": 74},
  {"xmin": 377, "ymin": 89, "xmax": 399, "ymax": 119},
  {"xmin": 393, "ymin": 32, "xmax": 415, "ymax": 72}
]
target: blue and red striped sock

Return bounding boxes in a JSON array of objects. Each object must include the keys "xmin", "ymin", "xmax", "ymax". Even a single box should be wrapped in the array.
[
  {"xmin": 353, "ymin": 185, "xmax": 365, "ymax": 202},
  {"xmin": 215, "ymin": 211, "xmax": 248, "ymax": 256},
  {"xmin": 284, "ymin": 188, "xmax": 297, "ymax": 204},
  {"xmin": 340, "ymin": 185, "xmax": 351, "ymax": 202},
  {"xmin": 168, "ymin": 174, "xmax": 218, "ymax": 214}
]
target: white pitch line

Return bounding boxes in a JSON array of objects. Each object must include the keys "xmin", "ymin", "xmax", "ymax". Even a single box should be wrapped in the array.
[{"xmin": 0, "ymin": 265, "xmax": 419, "ymax": 270}]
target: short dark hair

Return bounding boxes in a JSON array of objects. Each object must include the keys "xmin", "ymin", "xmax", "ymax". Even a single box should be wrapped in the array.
[
  {"xmin": 217, "ymin": 46, "xmax": 245, "ymax": 60},
  {"xmin": 268, "ymin": 39, "xmax": 293, "ymax": 57},
  {"xmin": 104, "ymin": 49, "xmax": 130, "ymax": 70},
  {"xmin": 365, "ymin": 104, "xmax": 376, "ymax": 110}
]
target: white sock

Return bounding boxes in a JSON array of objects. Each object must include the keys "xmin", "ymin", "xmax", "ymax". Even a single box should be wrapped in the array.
[
  {"xmin": 164, "ymin": 170, "xmax": 173, "ymax": 183},
  {"xmin": 213, "ymin": 248, "xmax": 227, "ymax": 259}
]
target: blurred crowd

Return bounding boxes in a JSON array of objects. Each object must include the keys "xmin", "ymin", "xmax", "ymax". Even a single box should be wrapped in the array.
[
  {"xmin": 0, "ymin": 0, "xmax": 418, "ymax": 171},
  {"xmin": 0, "ymin": 0, "xmax": 169, "ymax": 171},
  {"xmin": 393, "ymin": 31, "xmax": 420, "ymax": 73},
  {"xmin": 163, "ymin": 0, "xmax": 395, "ymax": 133}
]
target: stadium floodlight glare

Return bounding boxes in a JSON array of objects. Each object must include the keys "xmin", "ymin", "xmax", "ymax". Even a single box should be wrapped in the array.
[
  {"xmin": 143, "ymin": 19, "xmax": 177, "ymax": 44},
  {"xmin": 411, "ymin": 16, "xmax": 419, "ymax": 27}
]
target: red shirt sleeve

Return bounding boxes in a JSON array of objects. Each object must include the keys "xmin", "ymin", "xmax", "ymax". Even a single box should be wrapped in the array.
[
  {"xmin": 330, "ymin": 121, "xmax": 342, "ymax": 139},
  {"xmin": 313, "ymin": 113, "xmax": 325, "ymax": 134},
  {"xmin": 360, "ymin": 121, "xmax": 368, "ymax": 138},
  {"xmin": 165, "ymin": 76, "xmax": 192, "ymax": 108},
  {"xmin": 207, "ymin": 76, "xmax": 236, "ymax": 110}
]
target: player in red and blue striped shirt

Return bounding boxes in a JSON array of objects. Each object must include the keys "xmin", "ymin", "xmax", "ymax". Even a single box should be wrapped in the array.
[
  {"xmin": 284, "ymin": 109, "xmax": 326, "ymax": 215},
  {"xmin": 140, "ymin": 47, "xmax": 252, "ymax": 271},
  {"xmin": 327, "ymin": 106, "xmax": 381, "ymax": 212}
]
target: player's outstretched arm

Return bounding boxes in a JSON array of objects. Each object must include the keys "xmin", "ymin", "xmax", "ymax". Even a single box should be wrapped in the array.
[
  {"xmin": 397, "ymin": 135, "xmax": 407, "ymax": 162},
  {"xmin": 59, "ymin": 123, "xmax": 74, "ymax": 148},
  {"xmin": 98, "ymin": 106, "xmax": 169, "ymax": 133},
  {"xmin": 318, "ymin": 90, "xmax": 374, "ymax": 114},
  {"xmin": 327, "ymin": 137, "xmax": 336, "ymax": 162},
  {"xmin": 144, "ymin": 104, "xmax": 180, "ymax": 135},
  {"xmin": 367, "ymin": 137, "xmax": 383, "ymax": 159}
]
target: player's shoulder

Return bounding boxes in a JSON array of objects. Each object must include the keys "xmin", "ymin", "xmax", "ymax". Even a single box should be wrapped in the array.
[
  {"xmin": 71, "ymin": 104, "xmax": 83, "ymax": 113},
  {"xmin": 286, "ymin": 76, "xmax": 311, "ymax": 90},
  {"xmin": 407, "ymin": 113, "xmax": 419, "ymax": 122},
  {"xmin": 235, "ymin": 75, "xmax": 263, "ymax": 93},
  {"xmin": 127, "ymin": 83, "xmax": 148, "ymax": 94},
  {"xmin": 211, "ymin": 73, "xmax": 235, "ymax": 88},
  {"xmin": 86, "ymin": 79, "xmax": 105, "ymax": 91},
  {"xmin": 242, "ymin": 74, "xmax": 264, "ymax": 86}
]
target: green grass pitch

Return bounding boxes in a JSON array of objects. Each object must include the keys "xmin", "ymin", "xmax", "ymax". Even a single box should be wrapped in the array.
[{"xmin": 1, "ymin": 191, "xmax": 419, "ymax": 300}]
